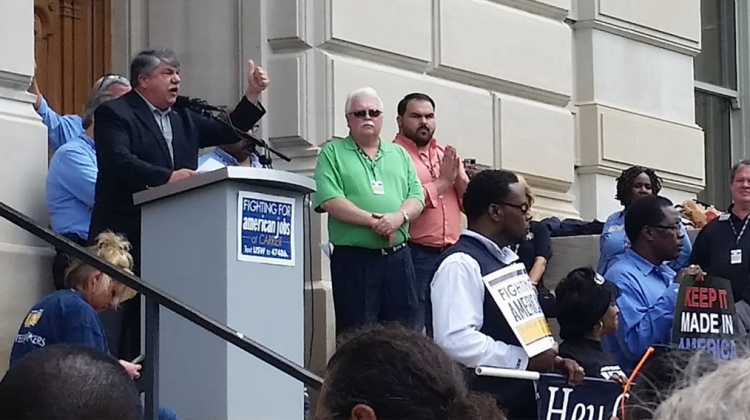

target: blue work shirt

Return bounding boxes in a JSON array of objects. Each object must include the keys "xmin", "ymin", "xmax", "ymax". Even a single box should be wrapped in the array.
[
  {"xmin": 198, "ymin": 147, "xmax": 261, "ymax": 169},
  {"xmin": 602, "ymin": 249, "xmax": 679, "ymax": 372},
  {"xmin": 36, "ymin": 96, "xmax": 83, "ymax": 151},
  {"xmin": 46, "ymin": 134, "xmax": 97, "ymax": 240},
  {"xmin": 598, "ymin": 210, "xmax": 692, "ymax": 274},
  {"xmin": 9, "ymin": 289, "xmax": 108, "ymax": 366}
]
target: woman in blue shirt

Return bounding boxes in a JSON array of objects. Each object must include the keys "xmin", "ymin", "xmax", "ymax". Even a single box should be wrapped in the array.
[
  {"xmin": 598, "ymin": 166, "xmax": 692, "ymax": 274},
  {"xmin": 9, "ymin": 231, "xmax": 177, "ymax": 420}
]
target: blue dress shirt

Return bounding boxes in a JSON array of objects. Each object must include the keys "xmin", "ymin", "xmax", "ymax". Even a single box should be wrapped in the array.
[
  {"xmin": 36, "ymin": 96, "xmax": 83, "ymax": 151},
  {"xmin": 598, "ymin": 210, "xmax": 692, "ymax": 274},
  {"xmin": 602, "ymin": 249, "xmax": 680, "ymax": 372},
  {"xmin": 46, "ymin": 135, "xmax": 97, "ymax": 240},
  {"xmin": 198, "ymin": 147, "xmax": 261, "ymax": 169}
]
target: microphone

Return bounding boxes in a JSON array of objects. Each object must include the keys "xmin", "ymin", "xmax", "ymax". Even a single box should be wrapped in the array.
[{"xmin": 174, "ymin": 95, "xmax": 223, "ymax": 112}]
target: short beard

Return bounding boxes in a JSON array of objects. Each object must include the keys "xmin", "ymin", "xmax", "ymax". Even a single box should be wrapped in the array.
[{"xmin": 404, "ymin": 128, "xmax": 433, "ymax": 147}]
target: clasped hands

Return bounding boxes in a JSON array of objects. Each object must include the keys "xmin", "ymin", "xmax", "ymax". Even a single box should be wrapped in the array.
[{"xmin": 370, "ymin": 212, "xmax": 405, "ymax": 246}]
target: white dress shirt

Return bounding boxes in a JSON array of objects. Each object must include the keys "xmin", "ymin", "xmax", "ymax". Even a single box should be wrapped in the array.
[{"xmin": 431, "ymin": 229, "xmax": 530, "ymax": 370}]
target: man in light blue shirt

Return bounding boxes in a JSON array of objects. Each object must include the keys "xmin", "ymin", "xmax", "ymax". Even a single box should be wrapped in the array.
[
  {"xmin": 602, "ymin": 195, "xmax": 701, "ymax": 373},
  {"xmin": 599, "ymin": 210, "xmax": 692, "ymax": 274},
  {"xmin": 29, "ymin": 72, "xmax": 130, "ymax": 289},
  {"xmin": 45, "ymin": 89, "xmax": 121, "ymax": 289},
  {"xmin": 29, "ymin": 73, "xmax": 131, "ymax": 151},
  {"xmin": 198, "ymin": 124, "xmax": 263, "ymax": 170}
]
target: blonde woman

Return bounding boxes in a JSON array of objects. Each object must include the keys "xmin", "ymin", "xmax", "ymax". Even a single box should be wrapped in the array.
[
  {"xmin": 9, "ymin": 231, "xmax": 139, "ymax": 377},
  {"xmin": 514, "ymin": 174, "xmax": 556, "ymax": 317},
  {"xmin": 9, "ymin": 232, "xmax": 183, "ymax": 420}
]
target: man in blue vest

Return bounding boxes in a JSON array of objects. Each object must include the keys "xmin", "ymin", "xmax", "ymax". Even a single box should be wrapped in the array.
[{"xmin": 431, "ymin": 169, "xmax": 583, "ymax": 419}]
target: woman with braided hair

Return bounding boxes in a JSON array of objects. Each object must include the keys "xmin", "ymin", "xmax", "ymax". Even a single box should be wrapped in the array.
[{"xmin": 598, "ymin": 166, "xmax": 692, "ymax": 275}]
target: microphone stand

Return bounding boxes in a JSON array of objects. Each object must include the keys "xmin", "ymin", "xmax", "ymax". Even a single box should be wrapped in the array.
[{"xmin": 191, "ymin": 107, "xmax": 292, "ymax": 165}]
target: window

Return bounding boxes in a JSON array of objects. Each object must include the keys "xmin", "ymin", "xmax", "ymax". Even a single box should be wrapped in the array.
[{"xmin": 694, "ymin": 0, "xmax": 737, "ymax": 210}]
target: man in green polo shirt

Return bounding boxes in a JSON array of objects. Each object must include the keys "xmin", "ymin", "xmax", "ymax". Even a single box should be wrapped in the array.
[{"xmin": 314, "ymin": 87, "xmax": 425, "ymax": 335}]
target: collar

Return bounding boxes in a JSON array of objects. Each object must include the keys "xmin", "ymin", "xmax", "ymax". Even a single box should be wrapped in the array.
[
  {"xmin": 393, "ymin": 133, "xmax": 438, "ymax": 153},
  {"xmin": 722, "ymin": 204, "xmax": 750, "ymax": 222},
  {"xmin": 462, "ymin": 229, "xmax": 519, "ymax": 265},
  {"xmin": 135, "ymin": 89, "xmax": 171, "ymax": 115},
  {"xmin": 213, "ymin": 147, "xmax": 240, "ymax": 166},
  {"xmin": 79, "ymin": 132, "xmax": 95, "ymax": 149},
  {"xmin": 624, "ymin": 248, "xmax": 674, "ymax": 277},
  {"xmin": 343, "ymin": 135, "xmax": 389, "ymax": 153}
]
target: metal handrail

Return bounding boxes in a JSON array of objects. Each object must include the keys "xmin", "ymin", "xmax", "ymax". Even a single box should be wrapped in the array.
[{"xmin": 0, "ymin": 201, "xmax": 323, "ymax": 419}]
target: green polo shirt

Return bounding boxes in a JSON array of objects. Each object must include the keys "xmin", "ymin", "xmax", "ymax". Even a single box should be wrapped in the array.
[{"xmin": 313, "ymin": 136, "xmax": 424, "ymax": 249}]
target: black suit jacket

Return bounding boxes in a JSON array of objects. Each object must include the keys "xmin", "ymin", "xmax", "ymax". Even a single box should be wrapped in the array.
[{"xmin": 89, "ymin": 90, "xmax": 265, "ymax": 269}]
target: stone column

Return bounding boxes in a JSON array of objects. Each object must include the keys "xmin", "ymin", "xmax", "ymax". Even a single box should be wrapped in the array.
[
  {"xmin": 573, "ymin": 0, "xmax": 704, "ymax": 220},
  {"xmin": 0, "ymin": 0, "xmax": 55, "ymax": 372}
]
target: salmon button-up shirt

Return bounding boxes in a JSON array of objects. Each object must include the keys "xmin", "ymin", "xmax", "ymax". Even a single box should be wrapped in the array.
[{"xmin": 394, "ymin": 134, "xmax": 465, "ymax": 248}]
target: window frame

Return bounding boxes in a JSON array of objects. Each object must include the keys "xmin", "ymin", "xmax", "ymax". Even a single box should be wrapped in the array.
[{"xmin": 694, "ymin": 0, "xmax": 750, "ymax": 207}]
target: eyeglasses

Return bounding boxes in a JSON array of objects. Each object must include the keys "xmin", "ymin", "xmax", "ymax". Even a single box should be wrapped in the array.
[
  {"xmin": 500, "ymin": 202, "xmax": 530, "ymax": 215},
  {"xmin": 348, "ymin": 109, "xmax": 382, "ymax": 119},
  {"xmin": 650, "ymin": 224, "xmax": 681, "ymax": 231}
]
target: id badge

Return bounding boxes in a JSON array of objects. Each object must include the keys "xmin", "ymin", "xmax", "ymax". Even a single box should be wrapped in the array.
[
  {"xmin": 371, "ymin": 180, "xmax": 385, "ymax": 195},
  {"xmin": 731, "ymin": 249, "xmax": 743, "ymax": 265}
]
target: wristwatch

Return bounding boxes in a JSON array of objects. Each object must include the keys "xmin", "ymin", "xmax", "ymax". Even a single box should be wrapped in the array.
[{"xmin": 401, "ymin": 210, "xmax": 410, "ymax": 224}]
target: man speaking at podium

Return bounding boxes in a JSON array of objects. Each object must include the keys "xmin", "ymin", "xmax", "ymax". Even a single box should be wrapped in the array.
[{"xmin": 89, "ymin": 48, "xmax": 269, "ymax": 359}]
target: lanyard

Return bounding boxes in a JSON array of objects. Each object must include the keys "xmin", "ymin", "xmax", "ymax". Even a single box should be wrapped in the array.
[
  {"xmin": 730, "ymin": 216, "xmax": 750, "ymax": 245},
  {"xmin": 419, "ymin": 149, "xmax": 440, "ymax": 179},
  {"xmin": 356, "ymin": 146, "xmax": 381, "ymax": 182}
]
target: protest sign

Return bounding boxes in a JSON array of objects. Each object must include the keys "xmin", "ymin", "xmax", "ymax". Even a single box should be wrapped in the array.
[
  {"xmin": 671, "ymin": 274, "xmax": 738, "ymax": 361},
  {"xmin": 537, "ymin": 373, "xmax": 625, "ymax": 420},
  {"xmin": 237, "ymin": 191, "xmax": 295, "ymax": 266},
  {"xmin": 483, "ymin": 262, "xmax": 555, "ymax": 357}
]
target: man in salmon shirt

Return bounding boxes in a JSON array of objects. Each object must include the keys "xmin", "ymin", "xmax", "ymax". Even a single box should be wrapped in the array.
[{"xmin": 394, "ymin": 93, "xmax": 470, "ymax": 333}]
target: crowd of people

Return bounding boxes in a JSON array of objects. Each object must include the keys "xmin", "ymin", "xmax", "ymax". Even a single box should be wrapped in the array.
[
  {"xmin": 311, "ymin": 84, "xmax": 750, "ymax": 419},
  {"xmin": 4, "ymin": 45, "xmax": 750, "ymax": 420}
]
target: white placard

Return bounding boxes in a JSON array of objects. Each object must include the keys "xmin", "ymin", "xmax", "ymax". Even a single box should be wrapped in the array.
[{"xmin": 483, "ymin": 262, "xmax": 555, "ymax": 357}]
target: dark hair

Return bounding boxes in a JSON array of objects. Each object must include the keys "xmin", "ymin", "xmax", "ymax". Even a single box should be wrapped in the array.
[
  {"xmin": 555, "ymin": 267, "xmax": 619, "ymax": 340},
  {"xmin": 323, "ymin": 325, "xmax": 505, "ymax": 420},
  {"xmin": 624, "ymin": 195, "xmax": 674, "ymax": 244},
  {"xmin": 129, "ymin": 48, "xmax": 181, "ymax": 87},
  {"xmin": 463, "ymin": 170, "xmax": 519, "ymax": 223},
  {"xmin": 0, "ymin": 344, "xmax": 141, "ymax": 420},
  {"xmin": 730, "ymin": 159, "xmax": 750, "ymax": 183},
  {"xmin": 615, "ymin": 166, "xmax": 663, "ymax": 207},
  {"xmin": 397, "ymin": 92, "xmax": 436, "ymax": 116}
]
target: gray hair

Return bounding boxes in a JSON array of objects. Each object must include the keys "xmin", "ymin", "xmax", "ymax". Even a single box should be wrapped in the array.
[
  {"xmin": 344, "ymin": 87, "xmax": 383, "ymax": 114},
  {"xmin": 91, "ymin": 74, "xmax": 130, "ymax": 95},
  {"xmin": 730, "ymin": 159, "xmax": 750, "ymax": 183},
  {"xmin": 652, "ymin": 356, "xmax": 750, "ymax": 420},
  {"xmin": 82, "ymin": 90, "xmax": 119, "ymax": 129},
  {"xmin": 129, "ymin": 48, "xmax": 181, "ymax": 87}
]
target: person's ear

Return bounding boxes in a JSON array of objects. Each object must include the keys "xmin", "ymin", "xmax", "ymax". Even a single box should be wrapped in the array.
[
  {"xmin": 87, "ymin": 270, "xmax": 103, "ymax": 290},
  {"xmin": 641, "ymin": 226, "xmax": 655, "ymax": 242},
  {"xmin": 396, "ymin": 115, "xmax": 403, "ymax": 129},
  {"xmin": 488, "ymin": 203, "xmax": 503, "ymax": 222},
  {"xmin": 350, "ymin": 404, "xmax": 377, "ymax": 420}
]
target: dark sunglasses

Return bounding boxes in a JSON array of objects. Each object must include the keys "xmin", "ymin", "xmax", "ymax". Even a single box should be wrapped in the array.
[
  {"xmin": 349, "ymin": 109, "xmax": 382, "ymax": 119},
  {"xmin": 499, "ymin": 202, "xmax": 530, "ymax": 215}
]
